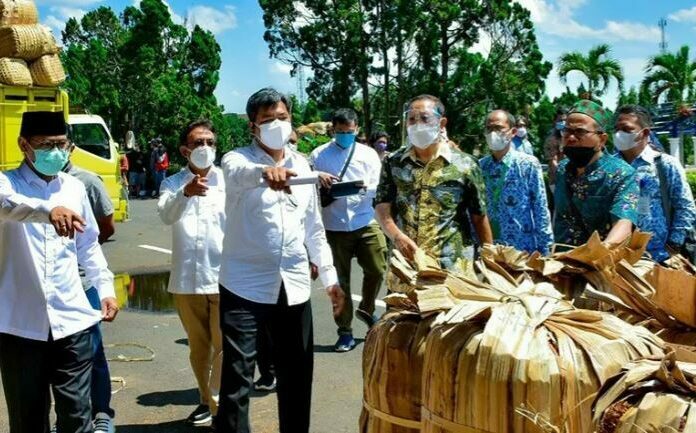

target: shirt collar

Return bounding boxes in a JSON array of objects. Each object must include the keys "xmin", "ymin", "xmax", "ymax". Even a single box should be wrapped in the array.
[
  {"xmin": 490, "ymin": 148, "xmax": 515, "ymax": 165},
  {"xmin": 252, "ymin": 139, "xmax": 289, "ymax": 166},
  {"xmin": 400, "ymin": 139, "xmax": 452, "ymax": 164},
  {"xmin": 637, "ymin": 145, "xmax": 659, "ymax": 164}
]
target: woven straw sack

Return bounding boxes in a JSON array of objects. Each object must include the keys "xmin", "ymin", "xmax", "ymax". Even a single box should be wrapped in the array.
[
  {"xmin": 0, "ymin": 25, "xmax": 59, "ymax": 61},
  {"xmin": 0, "ymin": 57, "xmax": 32, "ymax": 86},
  {"xmin": 30, "ymin": 54, "xmax": 65, "ymax": 86},
  {"xmin": 0, "ymin": 0, "xmax": 38, "ymax": 26}
]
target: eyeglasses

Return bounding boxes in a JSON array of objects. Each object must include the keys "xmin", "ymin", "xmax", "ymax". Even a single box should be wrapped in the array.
[
  {"xmin": 561, "ymin": 127, "xmax": 603, "ymax": 139},
  {"xmin": 405, "ymin": 110, "xmax": 441, "ymax": 125},
  {"xmin": 190, "ymin": 138, "xmax": 216, "ymax": 147},
  {"xmin": 31, "ymin": 139, "xmax": 71, "ymax": 150}
]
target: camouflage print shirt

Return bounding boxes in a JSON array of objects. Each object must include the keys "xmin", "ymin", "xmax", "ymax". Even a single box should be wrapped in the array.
[{"xmin": 376, "ymin": 141, "xmax": 487, "ymax": 276}]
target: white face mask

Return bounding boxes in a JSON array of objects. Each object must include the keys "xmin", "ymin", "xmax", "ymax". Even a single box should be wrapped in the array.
[
  {"xmin": 189, "ymin": 145, "xmax": 216, "ymax": 170},
  {"xmin": 258, "ymin": 119, "xmax": 292, "ymax": 150},
  {"xmin": 485, "ymin": 131, "xmax": 509, "ymax": 152},
  {"xmin": 407, "ymin": 123, "xmax": 440, "ymax": 149},
  {"xmin": 614, "ymin": 130, "xmax": 641, "ymax": 151}
]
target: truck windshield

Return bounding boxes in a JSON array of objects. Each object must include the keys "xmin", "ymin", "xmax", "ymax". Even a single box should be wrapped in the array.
[{"xmin": 70, "ymin": 123, "xmax": 111, "ymax": 160}]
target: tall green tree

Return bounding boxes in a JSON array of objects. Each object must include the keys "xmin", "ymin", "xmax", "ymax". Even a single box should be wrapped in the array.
[
  {"xmin": 642, "ymin": 45, "xmax": 696, "ymax": 104},
  {"xmin": 557, "ymin": 44, "xmax": 624, "ymax": 99},
  {"xmin": 260, "ymin": 0, "xmax": 551, "ymax": 151},
  {"xmin": 61, "ymin": 0, "xmax": 241, "ymax": 162}
]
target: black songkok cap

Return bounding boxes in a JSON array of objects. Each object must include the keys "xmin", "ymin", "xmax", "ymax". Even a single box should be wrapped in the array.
[{"xmin": 20, "ymin": 111, "xmax": 67, "ymax": 138}]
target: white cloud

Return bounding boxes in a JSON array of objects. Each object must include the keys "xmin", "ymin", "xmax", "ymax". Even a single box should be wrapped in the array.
[
  {"xmin": 514, "ymin": 0, "xmax": 659, "ymax": 42},
  {"xmin": 44, "ymin": 15, "xmax": 65, "ymax": 33},
  {"xmin": 187, "ymin": 5, "xmax": 238, "ymax": 34},
  {"xmin": 669, "ymin": 6, "xmax": 696, "ymax": 23},
  {"xmin": 271, "ymin": 62, "xmax": 293, "ymax": 75},
  {"xmin": 42, "ymin": 5, "xmax": 86, "ymax": 38}
]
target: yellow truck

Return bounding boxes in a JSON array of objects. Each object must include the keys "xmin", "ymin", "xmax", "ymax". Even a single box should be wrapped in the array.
[{"xmin": 0, "ymin": 85, "xmax": 128, "ymax": 222}]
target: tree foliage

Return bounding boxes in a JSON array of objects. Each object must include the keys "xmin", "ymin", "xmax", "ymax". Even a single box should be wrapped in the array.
[
  {"xmin": 642, "ymin": 45, "xmax": 696, "ymax": 104},
  {"xmin": 61, "ymin": 0, "xmax": 243, "ymax": 161},
  {"xmin": 557, "ymin": 44, "xmax": 624, "ymax": 99},
  {"xmin": 259, "ymin": 0, "xmax": 551, "ymax": 153}
]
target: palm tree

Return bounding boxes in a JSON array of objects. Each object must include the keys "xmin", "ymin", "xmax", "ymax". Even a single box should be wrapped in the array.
[
  {"xmin": 642, "ymin": 45, "xmax": 696, "ymax": 104},
  {"xmin": 557, "ymin": 44, "xmax": 624, "ymax": 99}
]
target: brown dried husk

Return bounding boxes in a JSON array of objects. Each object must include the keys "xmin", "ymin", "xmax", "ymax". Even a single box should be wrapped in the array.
[
  {"xmin": 360, "ymin": 311, "xmax": 435, "ymax": 433},
  {"xmin": 0, "ymin": 25, "xmax": 58, "ymax": 61},
  {"xmin": 365, "ymin": 246, "xmax": 664, "ymax": 433},
  {"xmin": 0, "ymin": 0, "xmax": 37, "ymax": 25},
  {"xmin": 593, "ymin": 351, "xmax": 696, "ymax": 433},
  {"xmin": 0, "ymin": 57, "xmax": 31, "ymax": 86},
  {"xmin": 29, "ymin": 54, "xmax": 65, "ymax": 86},
  {"xmin": 421, "ymin": 297, "xmax": 664, "ymax": 433}
]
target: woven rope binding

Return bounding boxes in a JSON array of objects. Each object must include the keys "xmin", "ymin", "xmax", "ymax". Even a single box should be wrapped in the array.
[
  {"xmin": 0, "ymin": 0, "xmax": 38, "ymax": 26},
  {"xmin": 0, "ymin": 57, "xmax": 32, "ymax": 86},
  {"xmin": 0, "ymin": 24, "xmax": 58, "ymax": 61},
  {"xmin": 30, "ymin": 54, "xmax": 65, "ymax": 86}
]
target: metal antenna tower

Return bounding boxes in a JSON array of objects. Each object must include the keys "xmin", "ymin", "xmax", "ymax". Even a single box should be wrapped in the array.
[
  {"xmin": 658, "ymin": 18, "xmax": 667, "ymax": 53},
  {"xmin": 297, "ymin": 64, "xmax": 306, "ymax": 104}
]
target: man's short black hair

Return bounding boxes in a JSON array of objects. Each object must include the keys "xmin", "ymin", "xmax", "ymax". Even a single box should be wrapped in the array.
[
  {"xmin": 370, "ymin": 130, "xmax": 389, "ymax": 144},
  {"xmin": 407, "ymin": 94, "xmax": 446, "ymax": 117},
  {"xmin": 180, "ymin": 119, "xmax": 216, "ymax": 146},
  {"xmin": 246, "ymin": 87, "xmax": 292, "ymax": 123},
  {"xmin": 556, "ymin": 107, "xmax": 569, "ymax": 117},
  {"xmin": 332, "ymin": 108, "xmax": 359, "ymax": 126},
  {"xmin": 615, "ymin": 104, "xmax": 653, "ymax": 128}
]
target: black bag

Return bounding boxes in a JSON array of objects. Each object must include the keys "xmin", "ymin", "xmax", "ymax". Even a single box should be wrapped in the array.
[
  {"xmin": 320, "ymin": 143, "xmax": 356, "ymax": 207},
  {"xmin": 655, "ymin": 155, "xmax": 696, "ymax": 264}
]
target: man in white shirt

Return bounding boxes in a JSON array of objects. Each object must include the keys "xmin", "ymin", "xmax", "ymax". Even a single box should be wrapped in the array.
[
  {"xmin": 310, "ymin": 108, "xmax": 387, "ymax": 352},
  {"xmin": 157, "ymin": 119, "xmax": 225, "ymax": 426},
  {"xmin": 0, "ymin": 111, "xmax": 118, "ymax": 433},
  {"xmin": 215, "ymin": 88, "xmax": 344, "ymax": 433}
]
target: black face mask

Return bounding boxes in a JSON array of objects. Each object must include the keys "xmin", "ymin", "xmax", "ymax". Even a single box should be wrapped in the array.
[{"xmin": 564, "ymin": 146, "xmax": 598, "ymax": 169}]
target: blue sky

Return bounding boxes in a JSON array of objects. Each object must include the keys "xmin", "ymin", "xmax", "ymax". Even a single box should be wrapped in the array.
[{"xmin": 36, "ymin": 0, "xmax": 696, "ymax": 114}]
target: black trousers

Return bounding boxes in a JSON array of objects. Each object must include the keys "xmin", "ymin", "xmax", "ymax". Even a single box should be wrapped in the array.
[
  {"xmin": 0, "ymin": 329, "xmax": 94, "ymax": 433},
  {"xmin": 216, "ymin": 286, "xmax": 314, "ymax": 433}
]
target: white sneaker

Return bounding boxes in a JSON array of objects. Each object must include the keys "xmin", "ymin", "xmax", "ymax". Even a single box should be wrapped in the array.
[{"xmin": 93, "ymin": 412, "xmax": 115, "ymax": 433}]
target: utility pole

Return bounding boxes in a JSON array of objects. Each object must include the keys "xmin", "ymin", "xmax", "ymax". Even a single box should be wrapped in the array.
[{"xmin": 658, "ymin": 18, "xmax": 667, "ymax": 53}]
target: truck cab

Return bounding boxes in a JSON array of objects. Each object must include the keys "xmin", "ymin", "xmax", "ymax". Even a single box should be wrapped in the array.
[
  {"xmin": 0, "ymin": 85, "xmax": 128, "ymax": 222},
  {"xmin": 68, "ymin": 114, "xmax": 128, "ymax": 222}
]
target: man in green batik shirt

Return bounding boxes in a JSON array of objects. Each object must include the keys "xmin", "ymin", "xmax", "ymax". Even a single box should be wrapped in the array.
[
  {"xmin": 554, "ymin": 99, "xmax": 639, "ymax": 247},
  {"xmin": 375, "ymin": 94, "xmax": 493, "ymax": 277}
]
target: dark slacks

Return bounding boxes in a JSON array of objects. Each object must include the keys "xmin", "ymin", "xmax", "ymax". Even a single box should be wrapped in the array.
[
  {"xmin": 0, "ymin": 329, "xmax": 94, "ymax": 433},
  {"xmin": 215, "ymin": 286, "xmax": 313, "ymax": 433}
]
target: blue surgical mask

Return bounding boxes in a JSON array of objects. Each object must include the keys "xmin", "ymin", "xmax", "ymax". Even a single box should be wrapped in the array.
[
  {"xmin": 335, "ymin": 132, "xmax": 356, "ymax": 149},
  {"xmin": 555, "ymin": 121, "xmax": 566, "ymax": 131},
  {"xmin": 33, "ymin": 148, "xmax": 69, "ymax": 176}
]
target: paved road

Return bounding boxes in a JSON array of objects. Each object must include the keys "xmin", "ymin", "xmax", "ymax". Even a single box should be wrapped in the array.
[{"xmin": 0, "ymin": 199, "xmax": 387, "ymax": 433}]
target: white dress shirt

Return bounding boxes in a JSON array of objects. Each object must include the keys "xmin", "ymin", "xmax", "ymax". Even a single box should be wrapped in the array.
[
  {"xmin": 0, "ymin": 163, "xmax": 115, "ymax": 341},
  {"xmin": 158, "ymin": 166, "xmax": 226, "ymax": 295},
  {"xmin": 310, "ymin": 141, "xmax": 382, "ymax": 232},
  {"xmin": 219, "ymin": 142, "xmax": 338, "ymax": 306}
]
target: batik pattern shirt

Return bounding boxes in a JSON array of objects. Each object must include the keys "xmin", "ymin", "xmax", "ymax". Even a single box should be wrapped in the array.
[
  {"xmin": 554, "ymin": 152, "xmax": 639, "ymax": 246},
  {"xmin": 623, "ymin": 147, "xmax": 696, "ymax": 262},
  {"xmin": 376, "ymin": 142, "xmax": 487, "ymax": 276},
  {"xmin": 479, "ymin": 149, "xmax": 553, "ymax": 255}
]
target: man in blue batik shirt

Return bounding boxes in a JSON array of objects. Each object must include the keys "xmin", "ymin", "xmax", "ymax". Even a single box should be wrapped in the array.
[
  {"xmin": 479, "ymin": 110, "xmax": 553, "ymax": 255},
  {"xmin": 614, "ymin": 104, "xmax": 696, "ymax": 263}
]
